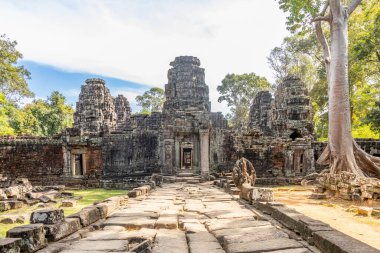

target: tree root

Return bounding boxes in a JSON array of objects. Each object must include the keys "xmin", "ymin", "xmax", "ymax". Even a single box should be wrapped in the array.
[{"xmin": 317, "ymin": 140, "xmax": 380, "ymax": 179}]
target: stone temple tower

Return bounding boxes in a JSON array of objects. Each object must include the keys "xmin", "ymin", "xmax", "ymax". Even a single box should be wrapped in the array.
[
  {"xmin": 161, "ymin": 56, "xmax": 211, "ymax": 176},
  {"xmin": 74, "ymin": 78, "xmax": 117, "ymax": 135}
]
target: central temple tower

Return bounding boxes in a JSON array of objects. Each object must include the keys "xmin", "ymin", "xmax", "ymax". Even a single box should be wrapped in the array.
[{"xmin": 161, "ymin": 56, "xmax": 211, "ymax": 176}]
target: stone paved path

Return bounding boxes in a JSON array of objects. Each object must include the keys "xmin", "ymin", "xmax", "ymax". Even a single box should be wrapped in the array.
[{"xmin": 39, "ymin": 182, "xmax": 320, "ymax": 253}]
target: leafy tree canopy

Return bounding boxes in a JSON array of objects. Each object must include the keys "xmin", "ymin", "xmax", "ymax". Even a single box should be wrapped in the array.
[
  {"xmin": 135, "ymin": 87, "xmax": 165, "ymax": 114},
  {"xmin": 217, "ymin": 73, "xmax": 271, "ymax": 129}
]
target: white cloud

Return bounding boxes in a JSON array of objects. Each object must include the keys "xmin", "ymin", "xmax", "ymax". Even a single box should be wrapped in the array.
[{"xmin": 0, "ymin": 0, "xmax": 289, "ymax": 114}]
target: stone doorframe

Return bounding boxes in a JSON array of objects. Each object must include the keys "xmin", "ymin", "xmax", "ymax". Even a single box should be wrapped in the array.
[
  {"xmin": 70, "ymin": 147, "xmax": 87, "ymax": 178},
  {"xmin": 180, "ymin": 142, "xmax": 193, "ymax": 170}
]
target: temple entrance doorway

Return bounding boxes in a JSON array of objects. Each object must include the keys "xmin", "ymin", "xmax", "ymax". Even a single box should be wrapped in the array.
[{"xmin": 180, "ymin": 142, "xmax": 193, "ymax": 171}]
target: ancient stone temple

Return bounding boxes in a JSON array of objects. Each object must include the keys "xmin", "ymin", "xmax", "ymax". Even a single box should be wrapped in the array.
[
  {"xmin": 2, "ymin": 57, "xmax": 380, "ymax": 188},
  {"xmin": 160, "ymin": 56, "xmax": 213, "ymax": 176}
]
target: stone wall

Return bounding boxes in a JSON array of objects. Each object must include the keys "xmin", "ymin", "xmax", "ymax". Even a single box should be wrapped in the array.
[{"xmin": 0, "ymin": 137, "xmax": 64, "ymax": 185}]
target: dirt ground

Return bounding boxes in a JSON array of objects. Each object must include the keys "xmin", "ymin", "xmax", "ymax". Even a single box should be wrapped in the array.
[{"xmin": 273, "ymin": 186, "xmax": 380, "ymax": 250}]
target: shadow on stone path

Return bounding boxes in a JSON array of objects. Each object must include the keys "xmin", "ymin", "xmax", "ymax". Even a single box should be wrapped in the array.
[{"xmin": 38, "ymin": 182, "xmax": 320, "ymax": 253}]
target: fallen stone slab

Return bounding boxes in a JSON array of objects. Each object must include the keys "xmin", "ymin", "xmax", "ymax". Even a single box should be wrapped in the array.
[
  {"xmin": 0, "ymin": 238, "xmax": 21, "ymax": 253},
  {"xmin": 264, "ymin": 248, "xmax": 312, "ymax": 253},
  {"xmin": 0, "ymin": 201, "xmax": 11, "ymax": 212},
  {"xmin": 129, "ymin": 239, "xmax": 152, "ymax": 253},
  {"xmin": 225, "ymin": 238, "xmax": 304, "ymax": 253},
  {"xmin": 189, "ymin": 241, "xmax": 226, "ymax": 253},
  {"xmin": 205, "ymin": 218, "xmax": 268, "ymax": 232},
  {"xmin": 0, "ymin": 216, "xmax": 25, "ymax": 224},
  {"xmin": 313, "ymin": 230, "xmax": 380, "ymax": 253},
  {"xmin": 187, "ymin": 231, "xmax": 219, "ymax": 243},
  {"xmin": 61, "ymin": 199, "xmax": 76, "ymax": 207},
  {"xmin": 1, "ymin": 200, "xmax": 23, "ymax": 210},
  {"xmin": 251, "ymin": 187, "xmax": 274, "ymax": 202},
  {"xmin": 6, "ymin": 224, "xmax": 47, "ymax": 252},
  {"xmin": 83, "ymin": 228, "xmax": 158, "ymax": 242},
  {"xmin": 67, "ymin": 206, "xmax": 101, "ymax": 227},
  {"xmin": 152, "ymin": 229, "xmax": 188, "ymax": 253},
  {"xmin": 101, "ymin": 216, "xmax": 156, "ymax": 229},
  {"xmin": 44, "ymin": 218, "xmax": 82, "ymax": 242},
  {"xmin": 223, "ymin": 227, "xmax": 288, "ymax": 244},
  {"xmin": 30, "ymin": 209, "xmax": 64, "ymax": 225},
  {"xmin": 155, "ymin": 215, "xmax": 178, "ymax": 229},
  {"xmin": 357, "ymin": 206, "xmax": 373, "ymax": 216},
  {"xmin": 60, "ymin": 239, "xmax": 129, "ymax": 252},
  {"xmin": 211, "ymin": 225, "xmax": 274, "ymax": 242}
]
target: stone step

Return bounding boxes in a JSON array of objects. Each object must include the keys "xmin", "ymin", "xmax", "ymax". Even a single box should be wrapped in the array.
[{"xmin": 177, "ymin": 173, "xmax": 194, "ymax": 177}]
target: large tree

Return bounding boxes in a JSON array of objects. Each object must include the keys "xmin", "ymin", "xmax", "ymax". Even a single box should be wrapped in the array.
[
  {"xmin": 278, "ymin": 0, "xmax": 380, "ymax": 178},
  {"xmin": 217, "ymin": 73, "xmax": 271, "ymax": 129},
  {"xmin": 0, "ymin": 34, "xmax": 33, "ymax": 101},
  {"xmin": 135, "ymin": 87, "xmax": 165, "ymax": 114}
]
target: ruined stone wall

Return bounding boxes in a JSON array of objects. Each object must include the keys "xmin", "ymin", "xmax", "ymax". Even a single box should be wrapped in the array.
[
  {"xmin": 0, "ymin": 137, "xmax": 64, "ymax": 185},
  {"xmin": 101, "ymin": 132, "xmax": 160, "ymax": 178}
]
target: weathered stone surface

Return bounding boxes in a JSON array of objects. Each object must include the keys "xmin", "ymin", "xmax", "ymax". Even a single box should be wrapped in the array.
[
  {"xmin": 357, "ymin": 206, "xmax": 373, "ymax": 216},
  {"xmin": 152, "ymin": 229, "xmax": 188, "ymax": 253},
  {"xmin": 0, "ymin": 238, "xmax": 21, "ymax": 253},
  {"xmin": 102, "ymin": 216, "xmax": 156, "ymax": 229},
  {"xmin": 6, "ymin": 224, "xmax": 47, "ymax": 252},
  {"xmin": 30, "ymin": 209, "xmax": 64, "ymax": 225},
  {"xmin": 313, "ymin": 230, "xmax": 380, "ymax": 253},
  {"xmin": 67, "ymin": 206, "xmax": 101, "ymax": 227},
  {"xmin": 0, "ymin": 201, "xmax": 11, "ymax": 212},
  {"xmin": 44, "ymin": 218, "xmax": 82, "ymax": 242},
  {"xmin": 61, "ymin": 199, "xmax": 76, "ymax": 207},
  {"xmin": 225, "ymin": 238, "xmax": 304, "ymax": 253},
  {"xmin": 61, "ymin": 240, "xmax": 129, "ymax": 252},
  {"xmin": 251, "ymin": 187, "xmax": 274, "ymax": 202},
  {"xmin": 0, "ymin": 216, "xmax": 25, "ymax": 224}
]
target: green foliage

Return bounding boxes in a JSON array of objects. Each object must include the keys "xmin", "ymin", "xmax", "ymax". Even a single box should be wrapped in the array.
[
  {"xmin": 365, "ymin": 101, "xmax": 380, "ymax": 133},
  {"xmin": 0, "ymin": 92, "xmax": 15, "ymax": 135},
  {"xmin": 217, "ymin": 73, "xmax": 271, "ymax": 129},
  {"xmin": 11, "ymin": 91, "xmax": 74, "ymax": 136},
  {"xmin": 275, "ymin": 0, "xmax": 380, "ymax": 139},
  {"xmin": 276, "ymin": 0, "xmax": 324, "ymax": 34},
  {"xmin": 0, "ymin": 34, "xmax": 33, "ymax": 101},
  {"xmin": 135, "ymin": 87, "xmax": 165, "ymax": 114}
]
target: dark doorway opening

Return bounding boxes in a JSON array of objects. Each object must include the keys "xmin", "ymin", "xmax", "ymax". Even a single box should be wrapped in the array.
[
  {"xmin": 290, "ymin": 129, "xmax": 302, "ymax": 141},
  {"xmin": 74, "ymin": 154, "xmax": 84, "ymax": 176}
]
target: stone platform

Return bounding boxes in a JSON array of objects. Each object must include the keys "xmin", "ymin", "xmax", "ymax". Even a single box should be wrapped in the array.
[{"xmin": 37, "ymin": 182, "xmax": 321, "ymax": 253}]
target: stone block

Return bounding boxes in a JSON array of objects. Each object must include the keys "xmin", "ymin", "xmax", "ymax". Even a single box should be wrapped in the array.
[
  {"xmin": 0, "ymin": 201, "xmax": 11, "ymax": 212},
  {"xmin": 44, "ymin": 218, "xmax": 82, "ymax": 242},
  {"xmin": 0, "ymin": 189, "xmax": 7, "ymax": 200},
  {"xmin": 30, "ymin": 209, "xmax": 64, "ymax": 225},
  {"xmin": 226, "ymin": 238, "xmax": 304, "ymax": 253},
  {"xmin": 357, "ymin": 206, "xmax": 373, "ymax": 216},
  {"xmin": 313, "ymin": 230, "xmax": 380, "ymax": 253},
  {"xmin": 4, "ymin": 186, "xmax": 20, "ymax": 199},
  {"xmin": 67, "ymin": 206, "xmax": 101, "ymax": 227},
  {"xmin": 0, "ymin": 238, "xmax": 21, "ymax": 253},
  {"xmin": 0, "ymin": 216, "xmax": 25, "ymax": 224},
  {"xmin": 6, "ymin": 224, "xmax": 47, "ymax": 252},
  {"xmin": 3, "ymin": 201, "xmax": 23, "ymax": 210},
  {"xmin": 251, "ymin": 187, "xmax": 274, "ymax": 202},
  {"xmin": 61, "ymin": 199, "xmax": 76, "ymax": 207}
]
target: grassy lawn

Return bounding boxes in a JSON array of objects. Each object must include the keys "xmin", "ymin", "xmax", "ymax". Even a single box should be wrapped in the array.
[{"xmin": 0, "ymin": 188, "xmax": 127, "ymax": 238}]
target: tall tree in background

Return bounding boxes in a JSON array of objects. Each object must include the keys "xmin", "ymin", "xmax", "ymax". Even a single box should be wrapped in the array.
[
  {"xmin": 278, "ymin": 0, "xmax": 380, "ymax": 178},
  {"xmin": 11, "ymin": 91, "xmax": 74, "ymax": 136},
  {"xmin": 0, "ymin": 34, "xmax": 33, "ymax": 101},
  {"xmin": 217, "ymin": 73, "xmax": 271, "ymax": 129},
  {"xmin": 135, "ymin": 87, "xmax": 165, "ymax": 114}
]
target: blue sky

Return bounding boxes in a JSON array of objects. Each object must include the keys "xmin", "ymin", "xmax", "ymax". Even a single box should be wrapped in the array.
[
  {"xmin": 23, "ymin": 60, "xmax": 150, "ymax": 111},
  {"xmin": 0, "ymin": 0, "xmax": 289, "ymax": 114}
]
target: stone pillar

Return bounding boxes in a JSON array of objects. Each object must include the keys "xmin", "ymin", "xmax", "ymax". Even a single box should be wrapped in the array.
[{"xmin": 199, "ymin": 129, "xmax": 210, "ymax": 176}]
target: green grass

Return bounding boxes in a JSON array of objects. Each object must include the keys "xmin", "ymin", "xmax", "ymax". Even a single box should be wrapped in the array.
[
  {"xmin": 62, "ymin": 188, "xmax": 127, "ymax": 216},
  {"xmin": 0, "ymin": 188, "xmax": 127, "ymax": 238}
]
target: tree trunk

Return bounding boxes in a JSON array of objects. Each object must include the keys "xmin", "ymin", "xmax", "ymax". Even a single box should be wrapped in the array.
[{"xmin": 317, "ymin": 0, "xmax": 380, "ymax": 178}]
